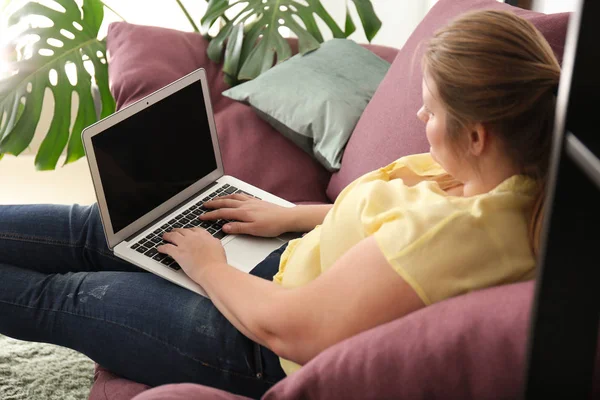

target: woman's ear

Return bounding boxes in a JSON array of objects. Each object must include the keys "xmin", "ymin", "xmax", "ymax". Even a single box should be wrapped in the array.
[{"xmin": 467, "ymin": 123, "xmax": 487, "ymax": 157}]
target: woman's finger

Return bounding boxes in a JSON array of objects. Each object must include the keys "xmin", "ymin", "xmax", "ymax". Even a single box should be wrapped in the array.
[
  {"xmin": 190, "ymin": 227, "xmax": 213, "ymax": 237},
  {"xmin": 203, "ymin": 198, "xmax": 243, "ymax": 209},
  {"xmin": 163, "ymin": 230, "xmax": 185, "ymax": 243},
  {"xmin": 157, "ymin": 243, "xmax": 178, "ymax": 255},
  {"xmin": 200, "ymin": 208, "xmax": 247, "ymax": 222},
  {"xmin": 210, "ymin": 193, "xmax": 252, "ymax": 203},
  {"xmin": 222, "ymin": 222, "xmax": 255, "ymax": 235},
  {"xmin": 205, "ymin": 193, "xmax": 253, "ymax": 207}
]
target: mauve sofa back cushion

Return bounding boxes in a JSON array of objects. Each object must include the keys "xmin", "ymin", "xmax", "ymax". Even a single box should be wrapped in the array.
[
  {"xmin": 106, "ymin": 23, "xmax": 397, "ymax": 204},
  {"xmin": 326, "ymin": 0, "xmax": 570, "ymax": 201}
]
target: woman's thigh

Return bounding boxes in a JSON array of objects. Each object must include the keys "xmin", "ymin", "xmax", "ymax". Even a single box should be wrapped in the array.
[
  {"xmin": 0, "ymin": 262, "xmax": 284, "ymax": 398},
  {"xmin": 0, "ymin": 203, "xmax": 139, "ymax": 274}
]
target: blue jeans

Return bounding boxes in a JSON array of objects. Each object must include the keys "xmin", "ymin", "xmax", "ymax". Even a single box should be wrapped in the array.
[{"xmin": 0, "ymin": 204, "xmax": 287, "ymax": 398}]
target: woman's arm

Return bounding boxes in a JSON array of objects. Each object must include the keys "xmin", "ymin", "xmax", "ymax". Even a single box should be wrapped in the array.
[
  {"xmin": 192, "ymin": 236, "xmax": 425, "ymax": 365},
  {"xmin": 286, "ymin": 204, "xmax": 333, "ymax": 232},
  {"xmin": 201, "ymin": 195, "xmax": 333, "ymax": 236}
]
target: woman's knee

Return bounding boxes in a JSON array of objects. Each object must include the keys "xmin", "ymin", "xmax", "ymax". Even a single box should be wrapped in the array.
[{"xmin": 78, "ymin": 204, "xmax": 107, "ymax": 244}]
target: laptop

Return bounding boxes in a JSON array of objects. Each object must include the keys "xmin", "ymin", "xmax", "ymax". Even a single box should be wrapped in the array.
[{"xmin": 82, "ymin": 68, "xmax": 298, "ymax": 298}]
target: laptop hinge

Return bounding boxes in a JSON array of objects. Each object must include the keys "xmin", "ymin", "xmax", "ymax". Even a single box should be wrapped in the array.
[{"xmin": 124, "ymin": 181, "xmax": 219, "ymax": 242}]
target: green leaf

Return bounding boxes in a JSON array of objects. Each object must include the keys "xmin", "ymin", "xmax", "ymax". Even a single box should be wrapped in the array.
[
  {"xmin": 207, "ymin": 22, "xmax": 234, "ymax": 63},
  {"xmin": 238, "ymin": 36, "xmax": 275, "ymax": 80},
  {"xmin": 201, "ymin": 0, "xmax": 233, "ymax": 33},
  {"xmin": 344, "ymin": 6, "xmax": 357, "ymax": 37},
  {"xmin": 64, "ymin": 51, "xmax": 97, "ymax": 165},
  {"xmin": 201, "ymin": 0, "xmax": 378, "ymax": 82},
  {"xmin": 64, "ymin": 88, "xmax": 94, "ymax": 165},
  {"xmin": 223, "ymin": 73, "xmax": 237, "ymax": 87},
  {"xmin": 307, "ymin": 1, "xmax": 346, "ymax": 38},
  {"xmin": 223, "ymin": 23, "xmax": 244, "ymax": 80},
  {"xmin": 82, "ymin": 0, "xmax": 104, "ymax": 34},
  {"xmin": 0, "ymin": 0, "xmax": 115, "ymax": 170},
  {"xmin": 35, "ymin": 71, "xmax": 72, "ymax": 170},
  {"xmin": 350, "ymin": 0, "xmax": 382, "ymax": 42},
  {"xmin": 280, "ymin": 13, "xmax": 319, "ymax": 55}
]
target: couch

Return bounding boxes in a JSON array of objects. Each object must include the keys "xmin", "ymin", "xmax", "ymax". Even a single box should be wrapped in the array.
[{"xmin": 89, "ymin": 0, "xmax": 599, "ymax": 399}]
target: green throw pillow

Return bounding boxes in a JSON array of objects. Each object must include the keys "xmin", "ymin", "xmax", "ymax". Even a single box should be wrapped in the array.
[{"xmin": 222, "ymin": 39, "xmax": 391, "ymax": 171}]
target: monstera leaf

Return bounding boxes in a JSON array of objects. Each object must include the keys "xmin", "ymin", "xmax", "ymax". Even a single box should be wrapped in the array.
[
  {"xmin": 201, "ymin": 0, "xmax": 382, "ymax": 84},
  {"xmin": 0, "ymin": 0, "xmax": 114, "ymax": 170}
]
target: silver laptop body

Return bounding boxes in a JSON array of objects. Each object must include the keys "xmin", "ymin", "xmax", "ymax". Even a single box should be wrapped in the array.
[{"xmin": 82, "ymin": 68, "xmax": 296, "ymax": 298}]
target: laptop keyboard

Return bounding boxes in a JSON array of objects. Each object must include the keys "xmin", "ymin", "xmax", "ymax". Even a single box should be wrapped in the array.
[{"xmin": 129, "ymin": 184, "xmax": 259, "ymax": 271}]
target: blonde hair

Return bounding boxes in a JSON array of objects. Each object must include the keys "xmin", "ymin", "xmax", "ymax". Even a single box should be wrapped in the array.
[{"xmin": 422, "ymin": 10, "xmax": 560, "ymax": 257}]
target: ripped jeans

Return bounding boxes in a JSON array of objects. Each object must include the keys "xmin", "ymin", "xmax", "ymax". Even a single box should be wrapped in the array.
[{"xmin": 0, "ymin": 204, "xmax": 287, "ymax": 398}]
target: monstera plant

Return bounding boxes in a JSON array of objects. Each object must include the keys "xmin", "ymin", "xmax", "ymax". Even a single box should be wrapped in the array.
[
  {"xmin": 0, "ymin": 0, "xmax": 381, "ymax": 170},
  {"xmin": 202, "ymin": 0, "xmax": 381, "ymax": 84}
]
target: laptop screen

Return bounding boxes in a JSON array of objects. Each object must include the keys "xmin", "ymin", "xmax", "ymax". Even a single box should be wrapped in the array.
[{"xmin": 91, "ymin": 80, "xmax": 218, "ymax": 233}]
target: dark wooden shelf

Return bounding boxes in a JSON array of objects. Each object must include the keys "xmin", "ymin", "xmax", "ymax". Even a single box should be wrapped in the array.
[
  {"xmin": 566, "ymin": 133, "xmax": 600, "ymax": 190},
  {"xmin": 523, "ymin": 1, "xmax": 600, "ymax": 399}
]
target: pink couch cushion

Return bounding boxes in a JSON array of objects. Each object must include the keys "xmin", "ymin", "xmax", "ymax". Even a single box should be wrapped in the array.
[
  {"xmin": 263, "ymin": 281, "xmax": 600, "ymax": 399},
  {"xmin": 89, "ymin": 366, "xmax": 150, "ymax": 400},
  {"xmin": 131, "ymin": 384, "xmax": 251, "ymax": 400},
  {"xmin": 326, "ymin": 0, "xmax": 570, "ymax": 201},
  {"xmin": 120, "ymin": 281, "xmax": 600, "ymax": 400},
  {"xmin": 106, "ymin": 22, "xmax": 330, "ymax": 204}
]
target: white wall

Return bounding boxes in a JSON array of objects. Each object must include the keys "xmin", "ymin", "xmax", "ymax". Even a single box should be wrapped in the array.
[
  {"xmin": 319, "ymin": 0, "xmax": 437, "ymax": 49},
  {"xmin": 98, "ymin": 0, "xmax": 207, "ymax": 38},
  {"xmin": 532, "ymin": 0, "xmax": 579, "ymax": 13}
]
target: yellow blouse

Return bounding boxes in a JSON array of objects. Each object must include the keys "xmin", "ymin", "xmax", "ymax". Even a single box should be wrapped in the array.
[{"xmin": 274, "ymin": 153, "xmax": 538, "ymax": 375}]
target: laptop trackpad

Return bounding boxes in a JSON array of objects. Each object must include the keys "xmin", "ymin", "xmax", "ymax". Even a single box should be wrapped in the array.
[{"xmin": 224, "ymin": 236, "xmax": 285, "ymax": 273}]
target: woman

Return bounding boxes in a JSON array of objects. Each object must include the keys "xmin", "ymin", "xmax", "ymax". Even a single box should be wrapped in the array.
[{"xmin": 0, "ymin": 10, "xmax": 559, "ymax": 398}]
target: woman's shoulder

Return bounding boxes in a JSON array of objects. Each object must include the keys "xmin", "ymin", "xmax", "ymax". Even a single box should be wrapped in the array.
[
  {"xmin": 490, "ymin": 174, "xmax": 538, "ymax": 196},
  {"xmin": 388, "ymin": 153, "xmax": 447, "ymax": 176}
]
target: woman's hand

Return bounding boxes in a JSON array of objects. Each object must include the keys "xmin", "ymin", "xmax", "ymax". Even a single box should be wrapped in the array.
[
  {"xmin": 200, "ymin": 194, "xmax": 292, "ymax": 237},
  {"xmin": 157, "ymin": 228, "xmax": 227, "ymax": 282}
]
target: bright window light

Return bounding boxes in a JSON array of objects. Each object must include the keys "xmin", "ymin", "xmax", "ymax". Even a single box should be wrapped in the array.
[{"xmin": 0, "ymin": 40, "xmax": 12, "ymax": 80}]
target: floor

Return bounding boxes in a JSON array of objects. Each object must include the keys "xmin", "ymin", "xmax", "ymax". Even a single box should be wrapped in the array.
[{"xmin": 0, "ymin": 155, "xmax": 96, "ymax": 205}]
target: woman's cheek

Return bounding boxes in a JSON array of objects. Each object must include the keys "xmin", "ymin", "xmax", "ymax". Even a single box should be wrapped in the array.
[{"xmin": 425, "ymin": 123, "xmax": 434, "ymax": 147}]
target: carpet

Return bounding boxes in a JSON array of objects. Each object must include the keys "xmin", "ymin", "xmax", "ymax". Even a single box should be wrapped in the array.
[{"xmin": 0, "ymin": 334, "xmax": 95, "ymax": 400}]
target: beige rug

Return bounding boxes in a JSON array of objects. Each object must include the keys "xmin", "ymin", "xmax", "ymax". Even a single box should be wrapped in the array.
[{"xmin": 0, "ymin": 334, "xmax": 95, "ymax": 400}]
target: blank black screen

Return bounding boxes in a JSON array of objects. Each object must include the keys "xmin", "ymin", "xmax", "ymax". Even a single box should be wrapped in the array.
[{"xmin": 92, "ymin": 80, "xmax": 217, "ymax": 233}]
